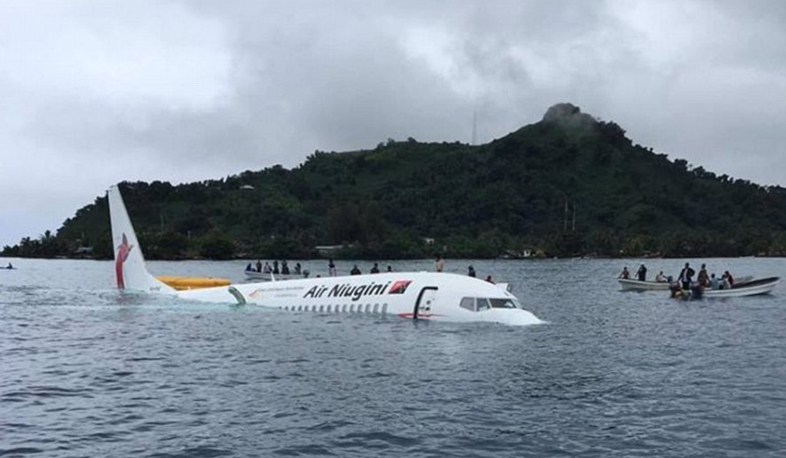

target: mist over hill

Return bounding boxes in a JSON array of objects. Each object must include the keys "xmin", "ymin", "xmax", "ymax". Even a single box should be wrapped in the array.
[{"xmin": 5, "ymin": 103, "xmax": 786, "ymax": 260}]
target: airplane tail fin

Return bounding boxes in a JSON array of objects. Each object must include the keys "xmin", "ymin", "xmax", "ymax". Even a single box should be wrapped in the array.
[{"xmin": 107, "ymin": 184, "xmax": 176, "ymax": 294}]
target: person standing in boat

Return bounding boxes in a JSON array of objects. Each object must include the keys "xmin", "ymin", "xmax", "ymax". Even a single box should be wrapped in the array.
[
  {"xmin": 256, "ymin": 259, "xmax": 262, "ymax": 272},
  {"xmin": 679, "ymin": 262, "xmax": 695, "ymax": 289},
  {"xmin": 618, "ymin": 266, "xmax": 630, "ymax": 279},
  {"xmin": 435, "ymin": 254, "xmax": 444, "ymax": 273},
  {"xmin": 273, "ymin": 260, "xmax": 279, "ymax": 274},
  {"xmin": 636, "ymin": 264, "xmax": 647, "ymax": 281},
  {"xmin": 697, "ymin": 264, "xmax": 709, "ymax": 286}
]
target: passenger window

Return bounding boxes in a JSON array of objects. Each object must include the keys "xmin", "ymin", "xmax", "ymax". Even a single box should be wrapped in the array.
[
  {"xmin": 476, "ymin": 298, "xmax": 491, "ymax": 311},
  {"xmin": 459, "ymin": 297, "xmax": 475, "ymax": 312}
]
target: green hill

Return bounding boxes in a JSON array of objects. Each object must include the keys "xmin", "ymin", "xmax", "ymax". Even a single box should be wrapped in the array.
[{"xmin": 5, "ymin": 103, "xmax": 786, "ymax": 259}]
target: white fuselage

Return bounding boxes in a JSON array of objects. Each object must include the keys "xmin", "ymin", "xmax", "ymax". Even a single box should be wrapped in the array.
[
  {"xmin": 107, "ymin": 183, "xmax": 541, "ymax": 326},
  {"xmin": 176, "ymin": 272, "xmax": 541, "ymax": 326}
]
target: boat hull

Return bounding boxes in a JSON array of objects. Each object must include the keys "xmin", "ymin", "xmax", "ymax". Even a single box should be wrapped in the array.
[
  {"xmin": 618, "ymin": 279, "xmax": 671, "ymax": 291},
  {"xmin": 672, "ymin": 277, "xmax": 780, "ymax": 299},
  {"xmin": 244, "ymin": 271, "xmax": 311, "ymax": 281},
  {"xmin": 620, "ymin": 276, "xmax": 753, "ymax": 291},
  {"xmin": 701, "ymin": 277, "xmax": 779, "ymax": 298}
]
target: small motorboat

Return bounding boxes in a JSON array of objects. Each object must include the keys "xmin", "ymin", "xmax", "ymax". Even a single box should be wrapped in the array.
[
  {"xmin": 244, "ymin": 270, "xmax": 311, "ymax": 281},
  {"xmin": 620, "ymin": 276, "xmax": 753, "ymax": 291},
  {"xmin": 618, "ymin": 279, "xmax": 672, "ymax": 291},
  {"xmin": 670, "ymin": 277, "xmax": 779, "ymax": 299}
]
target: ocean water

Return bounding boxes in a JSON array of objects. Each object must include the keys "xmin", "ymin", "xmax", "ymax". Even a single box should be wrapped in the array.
[{"xmin": 1, "ymin": 257, "xmax": 785, "ymax": 457}]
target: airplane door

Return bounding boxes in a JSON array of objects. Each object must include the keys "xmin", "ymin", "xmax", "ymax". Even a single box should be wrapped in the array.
[{"xmin": 413, "ymin": 287, "xmax": 438, "ymax": 320}]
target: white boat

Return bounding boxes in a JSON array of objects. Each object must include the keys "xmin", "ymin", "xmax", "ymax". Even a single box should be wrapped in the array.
[
  {"xmin": 689, "ymin": 277, "xmax": 779, "ymax": 298},
  {"xmin": 620, "ymin": 276, "xmax": 753, "ymax": 291},
  {"xmin": 618, "ymin": 279, "xmax": 672, "ymax": 291},
  {"xmin": 244, "ymin": 270, "xmax": 311, "ymax": 281},
  {"xmin": 108, "ymin": 185, "xmax": 541, "ymax": 326}
]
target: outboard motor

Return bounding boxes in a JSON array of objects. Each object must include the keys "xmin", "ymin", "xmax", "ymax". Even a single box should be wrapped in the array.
[
  {"xmin": 669, "ymin": 281, "xmax": 682, "ymax": 298},
  {"xmin": 690, "ymin": 281, "xmax": 704, "ymax": 299}
]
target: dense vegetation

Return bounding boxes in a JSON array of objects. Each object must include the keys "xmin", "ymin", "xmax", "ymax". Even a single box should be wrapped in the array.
[{"xmin": 5, "ymin": 103, "xmax": 786, "ymax": 260}]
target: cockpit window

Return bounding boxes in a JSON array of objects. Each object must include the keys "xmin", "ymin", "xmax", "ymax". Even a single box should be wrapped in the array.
[
  {"xmin": 460, "ymin": 297, "xmax": 519, "ymax": 312},
  {"xmin": 489, "ymin": 298, "xmax": 518, "ymax": 309},
  {"xmin": 476, "ymin": 298, "xmax": 491, "ymax": 311},
  {"xmin": 459, "ymin": 297, "xmax": 475, "ymax": 311}
]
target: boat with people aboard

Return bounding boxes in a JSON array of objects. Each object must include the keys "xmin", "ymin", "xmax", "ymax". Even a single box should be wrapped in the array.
[
  {"xmin": 107, "ymin": 184, "xmax": 541, "ymax": 326},
  {"xmin": 244, "ymin": 270, "xmax": 311, "ymax": 281},
  {"xmin": 244, "ymin": 259, "xmax": 310, "ymax": 281},
  {"xmin": 618, "ymin": 278, "xmax": 673, "ymax": 291},
  {"xmin": 619, "ymin": 275, "xmax": 753, "ymax": 291},
  {"xmin": 670, "ymin": 277, "xmax": 779, "ymax": 299},
  {"xmin": 617, "ymin": 262, "xmax": 758, "ymax": 292}
]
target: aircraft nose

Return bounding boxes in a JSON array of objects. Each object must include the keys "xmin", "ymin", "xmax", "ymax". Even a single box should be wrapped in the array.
[{"xmin": 487, "ymin": 309, "xmax": 542, "ymax": 326}]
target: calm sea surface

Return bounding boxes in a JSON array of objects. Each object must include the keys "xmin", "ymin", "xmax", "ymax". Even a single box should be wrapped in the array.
[{"xmin": 1, "ymin": 257, "xmax": 785, "ymax": 457}]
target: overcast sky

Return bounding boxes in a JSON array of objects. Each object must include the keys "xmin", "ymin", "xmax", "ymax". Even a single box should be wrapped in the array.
[{"xmin": 1, "ymin": 0, "xmax": 785, "ymax": 248}]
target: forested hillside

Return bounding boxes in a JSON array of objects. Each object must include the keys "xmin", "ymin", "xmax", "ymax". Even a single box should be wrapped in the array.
[{"xmin": 5, "ymin": 103, "xmax": 786, "ymax": 259}]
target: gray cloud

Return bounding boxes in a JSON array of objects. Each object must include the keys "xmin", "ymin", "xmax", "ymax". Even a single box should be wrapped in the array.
[{"xmin": 2, "ymin": 0, "xmax": 786, "ymax": 247}]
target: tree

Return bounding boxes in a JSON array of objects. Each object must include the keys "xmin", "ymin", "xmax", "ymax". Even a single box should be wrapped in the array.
[{"xmin": 199, "ymin": 234, "xmax": 234, "ymax": 260}]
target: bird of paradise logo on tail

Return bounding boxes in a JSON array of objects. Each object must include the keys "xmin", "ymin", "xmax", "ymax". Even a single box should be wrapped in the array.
[{"xmin": 115, "ymin": 233, "xmax": 134, "ymax": 289}]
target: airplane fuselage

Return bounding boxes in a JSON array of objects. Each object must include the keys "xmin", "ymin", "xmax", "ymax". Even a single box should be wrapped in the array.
[
  {"xmin": 107, "ymin": 184, "xmax": 541, "ymax": 326},
  {"xmin": 177, "ymin": 272, "xmax": 540, "ymax": 325}
]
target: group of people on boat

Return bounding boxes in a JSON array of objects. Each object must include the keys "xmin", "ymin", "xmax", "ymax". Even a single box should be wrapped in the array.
[
  {"xmin": 674, "ymin": 262, "xmax": 736, "ymax": 290},
  {"xmin": 619, "ymin": 262, "xmax": 736, "ymax": 291},
  {"xmin": 618, "ymin": 265, "xmax": 653, "ymax": 282},
  {"xmin": 246, "ymin": 259, "xmax": 303, "ymax": 276}
]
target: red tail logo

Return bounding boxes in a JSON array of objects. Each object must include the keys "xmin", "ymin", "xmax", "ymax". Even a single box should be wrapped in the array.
[
  {"xmin": 115, "ymin": 233, "xmax": 134, "ymax": 289},
  {"xmin": 388, "ymin": 280, "xmax": 412, "ymax": 295}
]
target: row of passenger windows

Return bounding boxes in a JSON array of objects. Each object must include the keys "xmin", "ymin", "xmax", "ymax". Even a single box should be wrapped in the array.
[
  {"xmin": 459, "ymin": 297, "xmax": 518, "ymax": 312},
  {"xmin": 280, "ymin": 303, "xmax": 389, "ymax": 314}
]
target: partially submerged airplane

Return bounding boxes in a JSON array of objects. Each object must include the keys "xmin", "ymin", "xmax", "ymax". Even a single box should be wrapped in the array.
[{"xmin": 108, "ymin": 185, "xmax": 541, "ymax": 326}]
